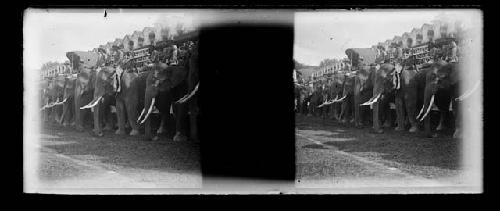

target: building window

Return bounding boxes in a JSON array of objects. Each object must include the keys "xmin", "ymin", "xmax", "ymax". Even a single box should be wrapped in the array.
[
  {"xmin": 440, "ymin": 25, "xmax": 448, "ymax": 38},
  {"xmin": 129, "ymin": 41, "xmax": 134, "ymax": 50},
  {"xmin": 427, "ymin": 30, "xmax": 434, "ymax": 41},
  {"xmin": 148, "ymin": 32, "xmax": 155, "ymax": 45},
  {"xmin": 416, "ymin": 34, "xmax": 423, "ymax": 45},
  {"xmin": 138, "ymin": 37, "xmax": 144, "ymax": 47},
  {"xmin": 407, "ymin": 38, "xmax": 413, "ymax": 48}
]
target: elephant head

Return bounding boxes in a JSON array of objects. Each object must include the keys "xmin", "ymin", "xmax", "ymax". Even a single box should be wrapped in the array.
[
  {"xmin": 62, "ymin": 76, "xmax": 76, "ymax": 103},
  {"xmin": 354, "ymin": 65, "xmax": 372, "ymax": 95},
  {"xmin": 139, "ymin": 63, "xmax": 188, "ymax": 124},
  {"xmin": 339, "ymin": 72, "xmax": 355, "ymax": 102},
  {"xmin": 331, "ymin": 71, "xmax": 346, "ymax": 101},
  {"xmin": 80, "ymin": 66, "xmax": 117, "ymax": 109},
  {"xmin": 417, "ymin": 61, "xmax": 456, "ymax": 122},
  {"xmin": 76, "ymin": 67, "xmax": 97, "ymax": 97},
  {"xmin": 47, "ymin": 75, "xmax": 66, "ymax": 104},
  {"xmin": 362, "ymin": 63, "xmax": 398, "ymax": 106}
]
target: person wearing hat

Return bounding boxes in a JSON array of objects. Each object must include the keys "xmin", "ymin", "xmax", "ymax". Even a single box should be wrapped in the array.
[{"xmin": 167, "ymin": 45, "xmax": 178, "ymax": 65}]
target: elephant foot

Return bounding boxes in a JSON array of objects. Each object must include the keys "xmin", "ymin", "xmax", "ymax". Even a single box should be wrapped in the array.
[
  {"xmin": 371, "ymin": 128, "xmax": 384, "ymax": 134},
  {"xmin": 394, "ymin": 126, "xmax": 404, "ymax": 131},
  {"xmin": 383, "ymin": 121, "xmax": 392, "ymax": 128},
  {"xmin": 156, "ymin": 127, "xmax": 165, "ymax": 134},
  {"xmin": 354, "ymin": 123, "xmax": 363, "ymax": 128},
  {"xmin": 129, "ymin": 129, "xmax": 140, "ymax": 136},
  {"xmin": 115, "ymin": 129, "xmax": 126, "ymax": 135},
  {"xmin": 76, "ymin": 125, "xmax": 85, "ymax": 132},
  {"xmin": 104, "ymin": 125, "xmax": 114, "ymax": 131},
  {"xmin": 93, "ymin": 129, "xmax": 104, "ymax": 137},
  {"xmin": 173, "ymin": 132, "xmax": 187, "ymax": 142},
  {"xmin": 426, "ymin": 133, "xmax": 439, "ymax": 138},
  {"xmin": 409, "ymin": 126, "xmax": 419, "ymax": 133}
]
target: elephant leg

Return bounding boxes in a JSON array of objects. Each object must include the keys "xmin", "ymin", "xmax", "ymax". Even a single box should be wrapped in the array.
[
  {"xmin": 156, "ymin": 113, "xmax": 167, "ymax": 135},
  {"xmin": 58, "ymin": 103, "xmax": 68, "ymax": 125},
  {"xmin": 436, "ymin": 111, "xmax": 446, "ymax": 131},
  {"xmin": 452, "ymin": 102, "xmax": 461, "ymax": 138},
  {"xmin": 103, "ymin": 104, "xmax": 115, "ymax": 131},
  {"xmin": 92, "ymin": 102, "xmax": 103, "ymax": 137},
  {"xmin": 424, "ymin": 115, "xmax": 434, "ymax": 138},
  {"xmin": 189, "ymin": 111, "xmax": 199, "ymax": 141},
  {"xmin": 395, "ymin": 96, "xmax": 405, "ymax": 131},
  {"xmin": 126, "ymin": 99, "xmax": 140, "ymax": 136},
  {"xmin": 115, "ymin": 99, "xmax": 127, "ymax": 135},
  {"xmin": 405, "ymin": 90, "xmax": 418, "ymax": 133},
  {"xmin": 383, "ymin": 101, "xmax": 392, "ymax": 128},
  {"xmin": 74, "ymin": 96, "xmax": 84, "ymax": 131},
  {"xmin": 340, "ymin": 102, "xmax": 347, "ymax": 123},
  {"xmin": 372, "ymin": 101, "xmax": 383, "ymax": 134},
  {"xmin": 173, "ymin": 103, "xmax": 188, "ymax": 142}
]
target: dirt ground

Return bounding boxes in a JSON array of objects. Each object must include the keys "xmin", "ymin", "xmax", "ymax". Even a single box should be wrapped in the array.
[
  {"xmin": 35, "ymin": 122, "xmax": 201, "ymax": 193},
  {"xmin": 295, "ymin": 113, "xmax": 465, "ymax": 190}
]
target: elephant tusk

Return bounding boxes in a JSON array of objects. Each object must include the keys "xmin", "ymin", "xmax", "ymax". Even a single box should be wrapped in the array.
[
  {"xmin": 455, "ymin": 81, "xmax": 480, "ymax": 102},
  {"xmin": 80, "ymin": 96, "xmax": 102, "ymax": 109},
  {"xmin": 137, "ymin": 108, "xmax": 146, "ymax": 123},
  {"xmin": 361, "ymin": 93, "xmax": 381, "ymax": 106},
  {"xmin": 177, "ymin": 83, "xmax": 199, "ymax": 104},
  {"xmin": 139, "ymin": 98, "xmax": 155, "ymax": 124},
  {"xmin": 336, "ymin": 95, "xmax": 347, "ymax": 102},
  {"xmin": 416, "ymin": 105, "xmax": 425, "ymax": 119},
  {"xmin": 419, "ymin": 95, "xmax": 435, "ymax": 122}
]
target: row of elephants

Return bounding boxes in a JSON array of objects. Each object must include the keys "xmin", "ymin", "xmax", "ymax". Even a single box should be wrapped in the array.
[
  {"xmin": 40, "ymin": 44, "xmax": 199, "ymax": 141},
  {"xmin": 295, "ymin": 60, "xmax": 478, "ymax": 138}
]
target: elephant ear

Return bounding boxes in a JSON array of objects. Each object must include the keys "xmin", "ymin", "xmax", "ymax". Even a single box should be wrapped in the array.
[{"xmin": 167, "ymin": 66, "xmax": 188, "ymax": 88}]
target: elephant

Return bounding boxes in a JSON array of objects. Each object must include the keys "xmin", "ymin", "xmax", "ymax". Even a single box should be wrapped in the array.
[
  {"xmin": 361, "ymin": 63, "xmax": 398, "ymax": 133},
  {"xmin": 327, "ymin": 71, "xmax": 348, "ymax": 121},
  {"xmin": 57, "ymin": 75, "xmax": 77, "ymax": 127},
  {"xmin": 338, "ymin": 72, "xmax": 356, "ymax": 124},
  {"xmin": 417, "ymin": 61, "xmax": 460, "ymax": 137},
  {"xmin": 140, "ymin": 63, "xmax": 188, "ymax": 141},
  {"xmin": 140, "ymin": 44, "xmax": 200, "ymax": 142},
  {"xmin": 74, "ymin": 66, "xmax": 97, "ymax": 131},
  {"xmin": 40, "ymin": 80, "xmax": 51, "ymax": 122},
  {"xmin": 82, "ymin": 64, "xmax": 148, "ymax": 137},
  {"xmin": 41, "ymin": 75, "xmax": 66, "ymax": 123},
  {"xmin": 353, "ymin": 65, "xmax": 374, "ymax": 127},
  {"xmin": 176, "ymin": 45, "xmax": 200, "ymax": 142},
  {"xmin": 80, "ymin": 66, "xmax": 118, "ymax": 136},
  {"xmin": 309, "ymin": 86, "xmax": 323, "ymax": 117}
]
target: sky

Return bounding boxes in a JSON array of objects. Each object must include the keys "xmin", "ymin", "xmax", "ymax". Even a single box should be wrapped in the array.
[
  {"xmin": 293, "ymin": 10, "xmax": 479, "ymax": 66},
  {"xmin": 23, "ymin": 9, "xmax": 203, "ymax": 71},
  {"xmin": 24, "ymin": 9, "xmax": 480, "ymax": 70}
]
